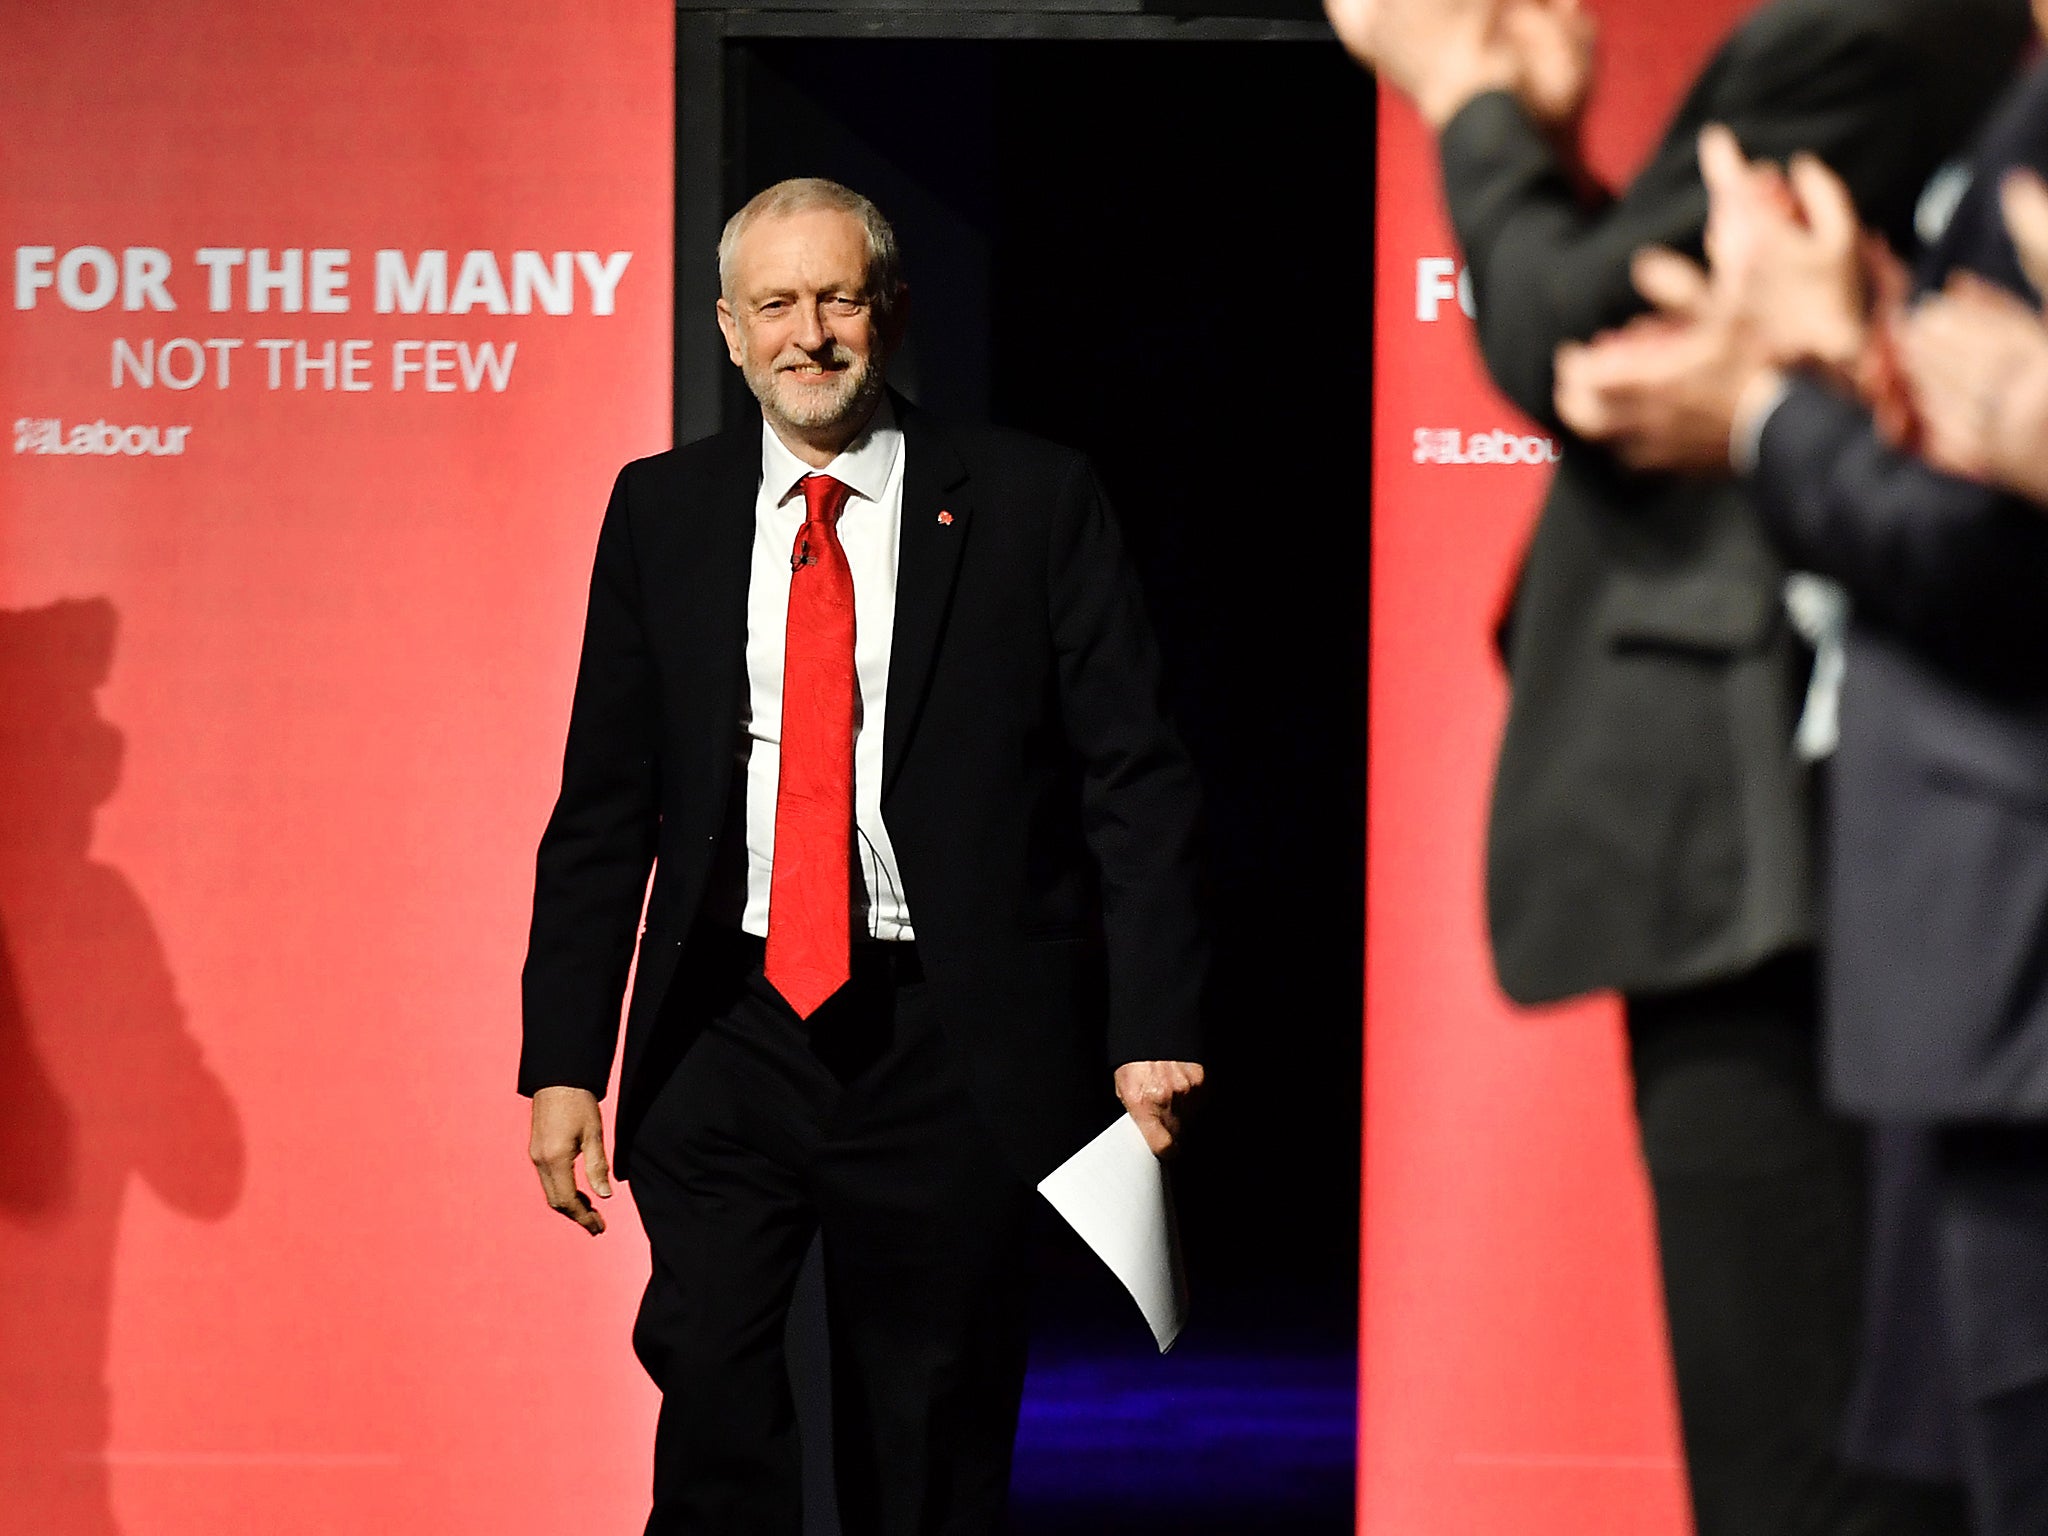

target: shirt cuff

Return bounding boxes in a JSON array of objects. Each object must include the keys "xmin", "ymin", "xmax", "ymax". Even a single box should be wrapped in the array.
[{"xmin": 1731, "ymin": 373, "xmax": 1793, "ymax": 478}]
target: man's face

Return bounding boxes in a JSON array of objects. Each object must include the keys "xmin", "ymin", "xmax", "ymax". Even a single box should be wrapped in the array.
[{"xmin": 717, "ymin": 207, "xmax": 893, "ymax": 439}]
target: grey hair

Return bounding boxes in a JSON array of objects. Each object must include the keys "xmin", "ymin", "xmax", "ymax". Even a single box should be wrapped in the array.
[{"xmin": 718, "ymin": 177, "xmax": 904, "ymax": 320}]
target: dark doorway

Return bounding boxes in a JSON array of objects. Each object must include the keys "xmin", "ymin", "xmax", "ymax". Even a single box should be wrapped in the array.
[{"xmin": 696, "ymin": 27, "xmax": 1372, "ymax": 1534}]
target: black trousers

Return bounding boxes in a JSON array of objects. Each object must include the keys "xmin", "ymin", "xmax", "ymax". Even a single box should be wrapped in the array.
[
  {"xmin": 627, "ymin": 939, "xmax": 1034, "ymax": 1536},
  {"xmin": 1625, "ymin": 953, "xmax": 1966, "ymax": 1536},
  {"xmin": 1847, "ymin": 1123, "xmax": 2048, "ymax": 1536}
]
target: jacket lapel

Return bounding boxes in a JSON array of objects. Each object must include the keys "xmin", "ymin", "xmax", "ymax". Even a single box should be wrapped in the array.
[
  {"xmin": 884, "ymin": 400, "xmax": 972, "ymax": 794},
  {"xmin": 675, "ymin": 428, "xmax": 760, "ymax": 799}
]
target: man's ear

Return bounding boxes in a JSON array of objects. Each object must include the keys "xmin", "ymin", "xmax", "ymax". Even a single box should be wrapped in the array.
[
  {"xmin": 715, "ymin": 298, "xmax": 744, "ymax": 367},
  {"xmin": 881, "ymin": 285, "xmax": 911, "ymax": 354}
]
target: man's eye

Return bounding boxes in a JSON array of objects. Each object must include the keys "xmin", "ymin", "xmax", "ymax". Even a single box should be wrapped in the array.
[
  {"xmin": 825, "ymin": 297, "xmax": 865, "ymax": 315},
  {"xmin": 757, "ymin": 301, "xmax": 788, "ymax": 316}
]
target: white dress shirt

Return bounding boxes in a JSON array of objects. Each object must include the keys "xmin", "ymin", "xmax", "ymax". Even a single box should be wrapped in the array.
[
  {"xmin": 739, "ymin": 398, "xmax": 914, "ymax": 940},
  {"xmin": 1732, "ymin": 381, "xmax": 1849, "ymax": 762}
]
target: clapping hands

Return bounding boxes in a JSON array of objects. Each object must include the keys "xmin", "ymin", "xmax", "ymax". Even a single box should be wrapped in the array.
[
  {"xmin": 1556, "ymin": 127, "xmax": 2048, "ymax": 507},
  {"xmin": 1897, "ymin": 172, "xmax": 2048, "ymax": 504},
  {"xmin": 1554, "ymin": 126, "xmax": 1891, "ymax": 472}
]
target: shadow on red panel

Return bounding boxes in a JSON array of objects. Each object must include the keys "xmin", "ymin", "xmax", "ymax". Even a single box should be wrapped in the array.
[{"xmin": 0, "ymin": 598, "xmax": 244, "ymax": 1533}]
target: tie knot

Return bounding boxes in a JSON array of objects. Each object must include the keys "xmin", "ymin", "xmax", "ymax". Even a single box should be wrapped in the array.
[{"xmin": 799, "ymin": 473, "xmax": 852, "ymax": 527}]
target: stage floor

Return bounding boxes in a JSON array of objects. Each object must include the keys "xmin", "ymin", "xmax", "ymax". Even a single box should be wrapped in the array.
[{"xmin": 1010, "ymin": 1332, "xmax": 1355, "ymax": 1535}]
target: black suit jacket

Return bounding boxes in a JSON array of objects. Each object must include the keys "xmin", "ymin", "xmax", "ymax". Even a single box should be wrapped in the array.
[
  {"xmin": 1436, "ymin": 0, "xmax": 2030, "ymax": 1004},
  {"xmin": 1751, "ymin": 64, "xmax": 2048, "ymax": 1120},
  {"xmin": 519, "ymin": 398, "xmax": 1206, "ymax": 1180}
]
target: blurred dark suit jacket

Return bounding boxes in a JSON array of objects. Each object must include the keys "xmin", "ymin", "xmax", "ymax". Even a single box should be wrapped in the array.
[
  {"xmin": 1436, "ymin": 0, "xmax": 2031, "ymax": 1005},
  {"xmin": 1753, "ymin": 63, "xmax": 2048, "ymax": 1119}
]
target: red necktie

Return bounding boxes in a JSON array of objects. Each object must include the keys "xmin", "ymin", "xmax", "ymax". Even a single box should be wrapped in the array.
[{"xmin": 764, "ymin": 472, "xmax": 857, "ymax": 1018}]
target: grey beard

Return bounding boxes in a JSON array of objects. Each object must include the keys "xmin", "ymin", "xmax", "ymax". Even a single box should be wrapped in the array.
[{"xmin": 750, "ymin": 350, "xmax": 886, "ymax": 435}]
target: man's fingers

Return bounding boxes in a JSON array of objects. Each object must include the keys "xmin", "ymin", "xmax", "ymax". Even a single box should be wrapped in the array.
[
  {"xmin": 1554, "ymin": 343, "xmax": 1612, "ymax": 438},
  {"xmin": 1632, "ymin": 247, "xmax": 1710, "ymax": 319},
  {"xmin": 1944, "ymin": 269, "xmax": 2001, "ymax": 303},
  {"xmin": 1128, "ymin": 1101, "xmax": 1177, "ymax": 1156},
  {"xmin": 1697, "ymin": 123, "xmax": 1749, "ymax": 202},
  {"xmin": 1788, "ymin": 153, "xmax": 1857, "ymax": 254},
  {"xmin": 561, "ymin": 1189, "xmax": 607, "ymax": 1235},
  {"xmin": 1321, "ymin": 0, "xmax": 1383, "ymax": 65},
  {"xmin": 1700, "ymin": 126, "xmax": 1799, "ymax": 283},
  {"xmin": 533, "ymin": 1148, "xmax": 571, "ymax": 1205},
  {"xmin": 583, "ymin": 1128, "xmax": 614, "ymax": 1200},
  {"xmin": 534, "ymin": 1153, "xmax": 581, "ymax": 1216},
  {"xmin": 1112, "ymin": 1061, "xmax": 1207, "ymax": 1151},
  {"xmin": 1554, "ymin": 339, "xmax": 1653, "ymax": 442},
  {"xmin": 1499, "ymin": 0, "xmax": 1598, "ymax": 68},
  {"xmin": 2002, "ymin": 169, "xmax": 2048, "ymax": 300},
  {"xmin": 533, "ymin": 1147, "xmax": 606, "ymax": 1234},
  {"xmin": 1903, "ymin": 298, "xmax": 1974, "ymax": 367},
  {"xmin": 1943, "ymin": 269, "xmax": 2038, "ymax": 323},
  {"xmin": 544, "ymin": 1167, "xmax": 606, "ymax": 1234}
]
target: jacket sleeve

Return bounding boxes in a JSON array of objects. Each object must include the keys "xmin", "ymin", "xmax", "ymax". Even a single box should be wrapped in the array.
[
  {"xmin": 518, "ymin": 467, "xmax": 662, "ymax": 1097},
  {"xmin": 1751, "ymin": 380, "xmax": 2048, "ymax": 687},
  {"xmin": 1437, "ymin": 7, "xmax": 1977, "ymax": 432},
  {"xmin": 1046, "ymin": 457, "xmax": 1207, "ymax": 1068}
]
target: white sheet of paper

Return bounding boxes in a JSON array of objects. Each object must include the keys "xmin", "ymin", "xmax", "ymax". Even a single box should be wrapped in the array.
[{"xmin": 1036, "ymin": 1114, "xmax": 1188, "ymax": 1352}]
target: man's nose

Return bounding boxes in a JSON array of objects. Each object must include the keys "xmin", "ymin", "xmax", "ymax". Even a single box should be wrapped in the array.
[{"xmin": 790, "ymin": 300, "xmax": 827, "ymax": 351}]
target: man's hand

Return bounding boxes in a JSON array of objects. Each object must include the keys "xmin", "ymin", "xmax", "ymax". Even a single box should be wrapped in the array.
[
  {"xmin": 2003, "ymin": 169, "xmax": 2048, "ymax": 301},
  {"xmin": 1554, "ymin": 125, "xmax": 1886, "ymax": 473},
  {"xmin": 1324, "ymin": 0, "xmax": 1520, "ymax": 129},
  {"xmin": 1500, "ymin": 0, "xmax": 1597, "ymax": 140},
  {"xmin": 1697, "ymin": 126, "xmax": 1869, "ymax": 382},
  {"xmin": 1114, "ymin": 1060, "xmax": 1206, "ymax": 1157},
  {"xmin": 1900, "ymin": 271, "xmax": 2048, "ymax": 507},
  {"xmin": 1554, "ymin": 244, "xmax": 1775, "ymax": 473},
  {"xmin": 529, "ymin": 1085, "xmax": 612, "ymax": 1235},
  {"xmin": 1555, "ymin": 308, "xmax": 1773, "ymax": 474}
]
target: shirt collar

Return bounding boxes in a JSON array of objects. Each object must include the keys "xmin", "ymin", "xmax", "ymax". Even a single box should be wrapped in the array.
[{"xmin": 758, "ymin": 394, "xmax": 902, "ymax": 509}]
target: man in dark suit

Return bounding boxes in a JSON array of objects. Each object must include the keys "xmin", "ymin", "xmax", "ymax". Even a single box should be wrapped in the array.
[
  {"xmin": 1326, "ymin": 1, "xmax": 2029, "ymax": 1532},
  {"xmin": 1554, "ymin": 35, "xmax": 2048, "ymax": 1528},
  {"xmin": 519, "ymin": 179, "xmax": 1206, "ymax": 1536}
]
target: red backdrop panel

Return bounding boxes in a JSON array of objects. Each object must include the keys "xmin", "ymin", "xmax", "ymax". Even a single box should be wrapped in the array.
[
  {"xmin": 1361, "ymin": 5, "xmax": 1759, "ymax": 1532},
  {"xmin": 0, "ymin": 5, "xmax": 671, "ymax": 1532}
]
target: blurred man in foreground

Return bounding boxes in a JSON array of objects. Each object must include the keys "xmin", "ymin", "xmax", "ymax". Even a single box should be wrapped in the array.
[
  {"xmin": 1555, "ymin": 32, "xmax": 2048, "ymax": 1527},
  {"xmin": 1327, "ymin": 0, "xmax": 2029, "ymax": 1530}
]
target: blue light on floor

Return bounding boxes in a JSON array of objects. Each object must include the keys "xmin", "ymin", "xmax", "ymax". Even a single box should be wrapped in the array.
[{"xmin": 1010, "ymin": 1342, "xmax": 1355, "ymax": 1523}]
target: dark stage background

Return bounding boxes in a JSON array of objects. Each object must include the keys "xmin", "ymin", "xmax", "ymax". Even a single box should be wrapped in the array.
[{"xmin": 706, "ymin": 34, "xmax": 1375, "ymax": 1533}]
